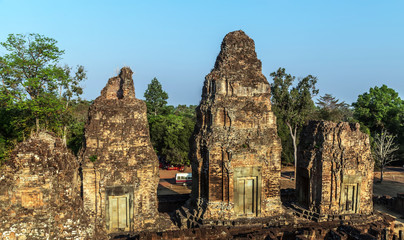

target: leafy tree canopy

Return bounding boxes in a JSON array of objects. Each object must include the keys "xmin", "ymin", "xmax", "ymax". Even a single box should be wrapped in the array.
[
  {"xmin": 270, "ymin": 67, "xmax": 318, "ymax": 171},
  {"xmin": 149, "ymin": 112, "xmax": 194, "ymax": 166},
  {"xmin": 0, "ymin": 33, "xmax": 86, "ymax": 162},
  {"xmin": 144, "ymin": 77, "xmax": 169, "ymax": 116},
  {"xmin": 0, "ymin": 34, "xmax": 84, "ymax": 103},
  {"xmin": 270, "ymin": 68, "xmax": 318, "ymax": 128},
  {"xmin": 353, "ymin": 84, "xmax": 404, "ymax": 133},
  {"xmin": 0, "ymin": 33, "xmax": 86, "ymax": 131},
  {"xmin": 144, "ymin": 78, "xmax": 196, "ymax": 166},
  {"xmin": 353, "ymin": 85, "xmax": 404, "ymax": 165}
]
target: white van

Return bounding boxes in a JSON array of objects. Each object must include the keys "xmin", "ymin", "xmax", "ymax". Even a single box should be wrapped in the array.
[{"xmin": 175, "ymin": 173, "xmax": 192, "ymax": 184}]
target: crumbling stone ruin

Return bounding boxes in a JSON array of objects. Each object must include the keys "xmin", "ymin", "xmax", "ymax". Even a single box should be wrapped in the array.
[
  {"xmin": 296, "ymin": 121, "xmax": 374, "ymax": 220},
  {"xmin": 0, "ymin": 132, "xmax": 93, "ymax": 239},
  {"xmin": 0, "ymin": 32, "xmax": 401, "ymax": 240},
  {"xmin": 190, "ymin": 30, "xmax": 283, "ymax": 222},
  {"xmin": 80, "ymin": 67, "xmax": 161, "ymax": 234}
]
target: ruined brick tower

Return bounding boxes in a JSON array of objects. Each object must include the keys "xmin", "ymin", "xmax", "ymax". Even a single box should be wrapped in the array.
[
  {"xmin": 0, "ymin": 132, "xmax": 94, "ymax": 239},
  {"xmin": 296, "ymin": 121, "xmax": 374, "ymax": 219},
  {"xmin": 81, "ymin": 67, "xmax": 159, "ymax": 233},
  {"xmin": 191, "ymin": 30, "xmax": 283, "ymax": 220}
]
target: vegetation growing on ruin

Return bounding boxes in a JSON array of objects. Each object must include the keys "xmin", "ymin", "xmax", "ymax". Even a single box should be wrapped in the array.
[{"xmin": 0, "ymin": 33, "xmax": 87, "ymax": 162}]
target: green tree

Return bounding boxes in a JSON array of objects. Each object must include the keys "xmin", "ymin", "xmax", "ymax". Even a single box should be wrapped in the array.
[
  {"xmin": 148, "ymin": 105, "xmax": 196, "ymax": 166},
  {"xmin": 66, "ymin": 100, "xmax": 92, "ymax": 156},
  {"xmin": 353, "ymin": 85, "xmax": 404, "ymax": 133},
  {"xmin": 270, "ymin": 67, "xmax": 318, "ymax": 178},
  {"xmin": 276, "ymin": 118, "xmax": 295, "ymax": 165},
  {"xmin": 353, "ymin": 84, "xmax": 404, "ymax": 165},
  {"xmin": 0, "ymin": 33, "xmax": 86, "ymax": 162},
  {"xmin": 144, "ymin": 77, "xmax": 169, "ymax": 116},
  {"xmin": 0, "ymin": 33, "xmax": 85, "ymax": 132},
  {"xmin": 316, "ymin": 93, "xmax": 352, "ymax": 122},
  {"xmin": 144, "ymin": 78, "xmax": 196, "ymax": 166}
]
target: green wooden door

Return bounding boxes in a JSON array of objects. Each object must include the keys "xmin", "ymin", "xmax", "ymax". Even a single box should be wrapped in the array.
[
  {"xmin": 108, "ymin": 195, "xmax": 129, "ymax": 231},
  {"xmin": 342, "ymin": 184, "xmax": 358, "ymax": 213},
  {"xmin": 236, "ymin": 177, "xmax": 256, "ymax": 216}
]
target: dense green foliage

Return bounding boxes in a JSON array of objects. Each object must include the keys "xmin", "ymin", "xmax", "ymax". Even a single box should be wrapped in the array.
[
  {"xmin": 275, "ymin": 119, "xmax": 295, "ymax": 165},
  {"xmin": 144, "ymin": 77, "xmax": 169, "ymax": 116},
  {"xmin": 144, "ymin": 78, "xmax": 196, "ymax": 166},
  {"xmin": 66, "ymin": 100, "xmax": 92, "ymax": 156},
  {"xmin": 270, "ymin": 67, "xmax": 318, "ymax": 168},
  {"xmin": 353, "ymin": 85, "xmax": 404, "ymax": 133},
  {"xmin": 0, "ymin": 33, "xmax": 86, "ymax": 162},
  {"xmin": 353, "ymin": 85, "xmax": 404, "ymax": 163}
]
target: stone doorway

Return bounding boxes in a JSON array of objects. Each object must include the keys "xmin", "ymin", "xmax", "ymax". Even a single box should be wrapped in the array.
[
  {"xmin": 236, "ymin": 177, "xmax": 257, "ymax": 215},
  {"xmin": 340, "ymin": 175, "xmax": 361, "ymax": 214},
  {"xmin": 341, "ymin": 183, "xmax": 359, "ymax": 213},
  {"xmin": 108, "ymin": 194, "xmax": 130, "ymax": 231},
  {"xmin": 106, "ymin": 186, "xmax": 134, "ymax": 232},
  {"xmin": 234, "ymin": 167, "xmax": 261, "ymax": 217}
]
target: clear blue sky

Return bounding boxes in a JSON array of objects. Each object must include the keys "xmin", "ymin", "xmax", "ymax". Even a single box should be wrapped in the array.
[{"xmin": 1, "ymin": 0, "xmax": 403, "ymax": 106}]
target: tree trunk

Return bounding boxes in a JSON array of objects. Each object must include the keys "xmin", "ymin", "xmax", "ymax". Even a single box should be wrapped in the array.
[
  {"xmin": 62, "ymin": 125, "xmax": 67, "ymax": 146},
  {"xmin": 36, "ymin": 118, "xmax": 39, "ymax": 133},
  {"xmin": 380, "ymin": 165, "xmax": 384, "ymax": 183},
  {"xmin": 287, "ymin": 123, "xmax": 298, "ymax": 181}
]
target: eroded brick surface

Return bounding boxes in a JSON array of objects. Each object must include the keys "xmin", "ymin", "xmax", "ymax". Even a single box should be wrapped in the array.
[
  {"xmin": 296, "ymin": 121, "xmax": 374, "ymax": 218},
  {"xmin": 80, "ymin": 67, "xmax": 164, "ymax": 235},
  {"xmin": 0, "ymin": 132, "xmax": 94, "ymax": 239},
  {"xmin": 190, "ymin": 30, "xmax": 283, "ymax": 221}
]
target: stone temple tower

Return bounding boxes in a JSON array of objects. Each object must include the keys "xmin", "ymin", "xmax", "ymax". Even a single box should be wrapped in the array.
[
  {"xmin": 81, "ymin": 67, "xmax": 159, "ymax": 234},
  {"xmin": 190, "ymin": 30, "xmax": 283, "ymax": 221}
]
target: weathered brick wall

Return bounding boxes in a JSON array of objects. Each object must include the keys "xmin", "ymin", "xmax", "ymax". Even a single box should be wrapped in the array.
[
  {"xmin": 297, "ymin": 121, "xmax": 374, "ymax": 216},
  {"xmin": 394, "ymin": 193, "xmax": 404, "ymax": 215},
  {"xmin": 0, "ymin": 132, "xmax": 94, "ymax": 239},
  {"xmin": 191, "ymin": 30, "xmax": 283, "ymax": 220},
  {"xmin": 81, "ymin": 67, "xmax": 160, "ymax": 234}
]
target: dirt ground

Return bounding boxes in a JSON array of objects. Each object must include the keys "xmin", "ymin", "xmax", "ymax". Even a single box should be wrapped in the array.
[
  {"xmin": 280, "ymin": 166, "xmax": 296, "ymax": 189},
  {"xmin": 373, "ymin": 166, "xmax": 404, "ymax": 197}
]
